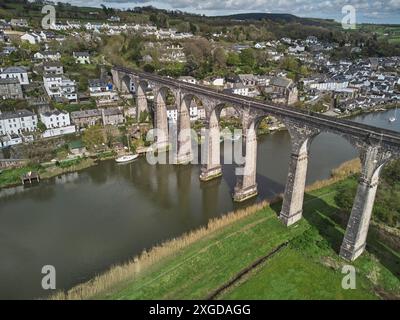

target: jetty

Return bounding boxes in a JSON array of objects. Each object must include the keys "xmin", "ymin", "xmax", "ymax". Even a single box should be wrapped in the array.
[{"xmin": 21, "ymin": 171, "xmax": 40, "ymax": 185}]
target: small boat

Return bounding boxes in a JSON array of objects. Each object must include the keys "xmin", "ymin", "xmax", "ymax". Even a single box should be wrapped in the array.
[
  {"xmin": 389, "ymin": 107, "xmax": 397, "ymax": 123},
  {"xmin": 115, "ymin": 154, "xmax": 139, "ymax": 163},
  {"xmin": 116, "ymin": 134, "xmax": 138, "ymax": 163}
]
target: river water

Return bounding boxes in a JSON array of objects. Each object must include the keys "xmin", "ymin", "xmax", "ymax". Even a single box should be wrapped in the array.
[{"xmin": 0, "ymin": 109, "xmax": 399, "ymax": 299}]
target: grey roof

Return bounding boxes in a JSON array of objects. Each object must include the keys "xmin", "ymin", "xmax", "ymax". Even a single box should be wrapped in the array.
[
  {"xmin": 0, "ymin": 78, "xmax": 20, "ymax": 85},
  {"xmin": 43, "ymin": 61, "xmax": 63, "ymax": 68},
  {"xmin": 71, "ymin": 109, "xmax": 101, "ymax": 118},
  {"xmin": 88, "ymin": 79, "xmax": 107, "ymax": 87},
  {"xmin": 103, "ymin": 108, "xmax": 123, "ymax": 116},
  {"xmin": 270, "ymin": 77, "xmax": 292, "ymax": 88},
  {"xmin": 73, "ymin": 51, "xmax": 90, "ymax": 57},
  {"xmin": 1, "ymin": 66, "xmax": 27, "ymax": 74},
  {"xmin": 0, "ymin": 109, "xmax": 35, "ymax": 120},
  {"xmin": 41, "ymin": 110, "xmax": 68, "ymax": 117}
]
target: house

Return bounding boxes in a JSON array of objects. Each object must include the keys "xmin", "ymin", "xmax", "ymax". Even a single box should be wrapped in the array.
[
  {"xmin": 21, "ymin": 32, "xmax": 41, "ymax": 45},
  {"xmin": 88, "ymin": 79, "xmax": 111, "ymax": 94},
  {"xmin": 43, "ymin": 74, "xmax": 77, "ymax": 102},
  {"xmin": 0, "ymin": 66, "xmax": 29, "ymax": 85},
  {"xmin": 0, "ymin": 78, "xmax": 23, "ymax": 99},
  {"xmin": 40, "ymin": 110, "xmax": 76, "ymax": 138},
  {"xmin": 10, "ymin": 19, "xmax": 28, "ymax": 28},
  {"xmin": 288, "ymin": 45, "xmax": 305, "ymax": 54},
  {"xmin": 71, "ymin": 109, "xmax": 102, "ymax": 128},
  {"xmin": 0, "ymin": 134, "xmax": 23, "ymax": 148},
  {"xmin": 223, "ymin": 85, "xmax": 250, "ymax": 97},
  {"xmin": 73, "ymin": 52, "xmax": 91, "ymax": 64},
  {"xmin": 34, "ymin": 51, "xmax": 61, "ymax": 61},
  {"xmin": 269, "ymin": 76, "xmax": 298, "ymax": 105},
  {"xmin": 238, "ymin": 74, "xmax": 257, "ymax": 87},
  {"xmin": 207, "ymin": 77, "xmax": 225, "ymax": 87},
  {"xmin": 0, "ymin": 109, "xmax": 37, "ymax": 136},
  {"xmin": 101, "ymin": 108, "xmax": 124, "ymax": 126},
  {"xmin": 40, "ymin": 110, "xmax": 71, "ymax": 129},
  {"xmin": 1, "ymin": 46, "xmax": 17, "ymax": 55},
  {"xmin": 178, "ymin": 76, "xmax": 197, "ymax": 85},
  {"xmin": 43, "ymin": 61, "xmax": 63, "ymax": 75}
]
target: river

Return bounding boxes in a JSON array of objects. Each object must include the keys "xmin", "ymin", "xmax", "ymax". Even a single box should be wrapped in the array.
[{"xmin": 0, "ymin": 109, "xmax": 399, "ymax": 299}]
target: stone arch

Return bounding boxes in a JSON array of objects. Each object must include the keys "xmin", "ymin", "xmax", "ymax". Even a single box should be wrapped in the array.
[
  {"xmin": 134, "ymin": 79, "xmax": 151, "ymax": 121},
  {"xmin": 175, "ymin": 93, "xmax": 206, "ymax": 164},
  {"xmin": 121, "ymin": 74, "xmax": 134, "ymax": 93},
  {"xmin": 152, "ymin": 86, "xmax": 177, "ymax": 150}
]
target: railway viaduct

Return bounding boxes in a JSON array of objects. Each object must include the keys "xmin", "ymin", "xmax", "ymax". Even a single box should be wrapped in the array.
[{"xmin": 112, "ymin": 66, "xmax": 400, "ymax": 261}]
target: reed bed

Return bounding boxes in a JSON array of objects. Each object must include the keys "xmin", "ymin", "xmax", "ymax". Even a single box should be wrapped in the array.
[{"xmin": 306, "ymin": 158, "xmax": 361, "ymax": 192}]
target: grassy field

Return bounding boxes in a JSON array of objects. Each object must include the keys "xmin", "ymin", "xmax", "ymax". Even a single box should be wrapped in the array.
[{"xmin": 52, "ymin": 173, "xmax": 400, "ymax": 300}]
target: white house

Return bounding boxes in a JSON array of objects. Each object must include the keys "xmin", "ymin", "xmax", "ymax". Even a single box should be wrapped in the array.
[
  {"xmin": 40, "ymin": 110, "xmax": 71, "ymax": 129},
  {"xmin": 21, "ymin": 32, "xmax": 41, "ymax": 45},
  {"xmin": 34, "ymin": 51, "xmax": 61, "ymax": 61},
  {"xmin": 10, "ymin": 19, "xmax": 28, "ymax": 28},
  {"xmin": 43, "ymin": 74, "xmax": 77, "ymax": 102},
  {"xmin": 178, "ymin": 76, "xmax": 197, "ymax": 85},
  {"xmin": 223, "ymin": 86, "xmax": 249, "ymax": 96},
  {"xmin": 73, "ymin": 52, "xmax": 91, "ymax": 64},
  {"xmin": 40, "ymin": 110, "xmax": 76, "ymax": 138},
  {"xmin": 309, "ymin": 81, "xmax": 349, "ymax": 91},
  {"xmin": 0, "ymin": 109, "xmax": 37, "ymax": 136},
  {"xmin": 0, "ymin": 66, "xmax": 29, "ymax": 85}
]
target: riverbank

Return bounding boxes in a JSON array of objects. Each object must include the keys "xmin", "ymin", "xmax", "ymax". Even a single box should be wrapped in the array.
[
  {"xmin": 50, "ymin": 158, "xmax": 400, "ymax": 300},
  {"xmin": 338, "ymin": 103, "xmax": 399, "ymax": 119},
  {"xmin": 0, "ymin": 157, "xmax": 98, "ymax": 189},
  {"xmin": 0, "ymin": 150, "xmax": 121, "ymax": 189}
]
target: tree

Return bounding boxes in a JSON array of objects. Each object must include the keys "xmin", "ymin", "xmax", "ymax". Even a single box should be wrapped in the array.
[
  {"xmin": 226, "ymin": 52, "xmax": 240, "ymax": 67},
  {"xmin": 212, "ymin": 47, "xmax": 226, "ymax": 69},
  {"xmin": 37, "ymin": 120, "xmax": 47, "ymax": 133},
  {"xmin": 239, "ymin": 48, "xmax": 256, "ymax": 68},
  {"xmin": 82, "ymin": 125, "xmax": 105, "ymax": 151}
]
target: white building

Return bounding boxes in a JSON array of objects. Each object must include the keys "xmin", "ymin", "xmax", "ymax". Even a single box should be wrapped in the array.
[
  {"xmin": 178, "ymin": 76, "xmax": 197, "ymax": 85},
  {"xmin": 10, "ymin": 19, "xmax": 28, "ymax": 28},
  {"xmin": 223, "ymin": 86, "xmax": 249, "ymax": 96},
  {"xmin": 21, "ymin": 32, "xmax": 41, "ymax": 44},
  {"xmin": 0, "ymin": 109, "xmax": 37, "ymax": 135},
  {"xmin": 0, "ymin": 66, "xmax": 29, "ymax": 85},
  {"xmin": 43, "ymin": 74, "xmax": 77, "ymax": 102},
  {"xmin": 34, "ymin": 51, "xmax": 61, "ymax": 61},
  {"xmin": 309, "ymin": 81, "xmax": 349, "ymax": 91},
  {"xmin": 73, "ymin": 52, "xmax": 91, "ymax": 64},
  {"xmin": 42, "ymin": 126, "xmax": 76, "ymax": 138},
  {"xmin": 40, "ymin": 110, "xmax": 71, "ymax": 129},
  {"xmin": 40, "ymin": 110, "xmax": 75, "ymax": 138}
]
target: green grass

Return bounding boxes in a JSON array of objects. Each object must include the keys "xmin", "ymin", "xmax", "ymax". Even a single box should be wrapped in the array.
[
  {"xmin": 98, "ymin": 209, "xmax": 309, "ymax": 300},
  {"xmin": 221, "ymin": 249, "xmax": 376, "ymax": 300},
  {"xmin": 59, "ymin": 177, "xmax": 400, "ymax": 300},
  {"xmin": 0, "ymin": 165, "xmax": 40, "ymax": 188}
]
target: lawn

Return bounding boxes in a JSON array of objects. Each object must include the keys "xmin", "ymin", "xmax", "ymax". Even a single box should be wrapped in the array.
[
  {"xmin": 56, "ymin": 177, "xmax": 400, "ymax": 300},
  {"xmin": 221, "ymin": 248, "xmax": 376, "ymax": 300}
]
